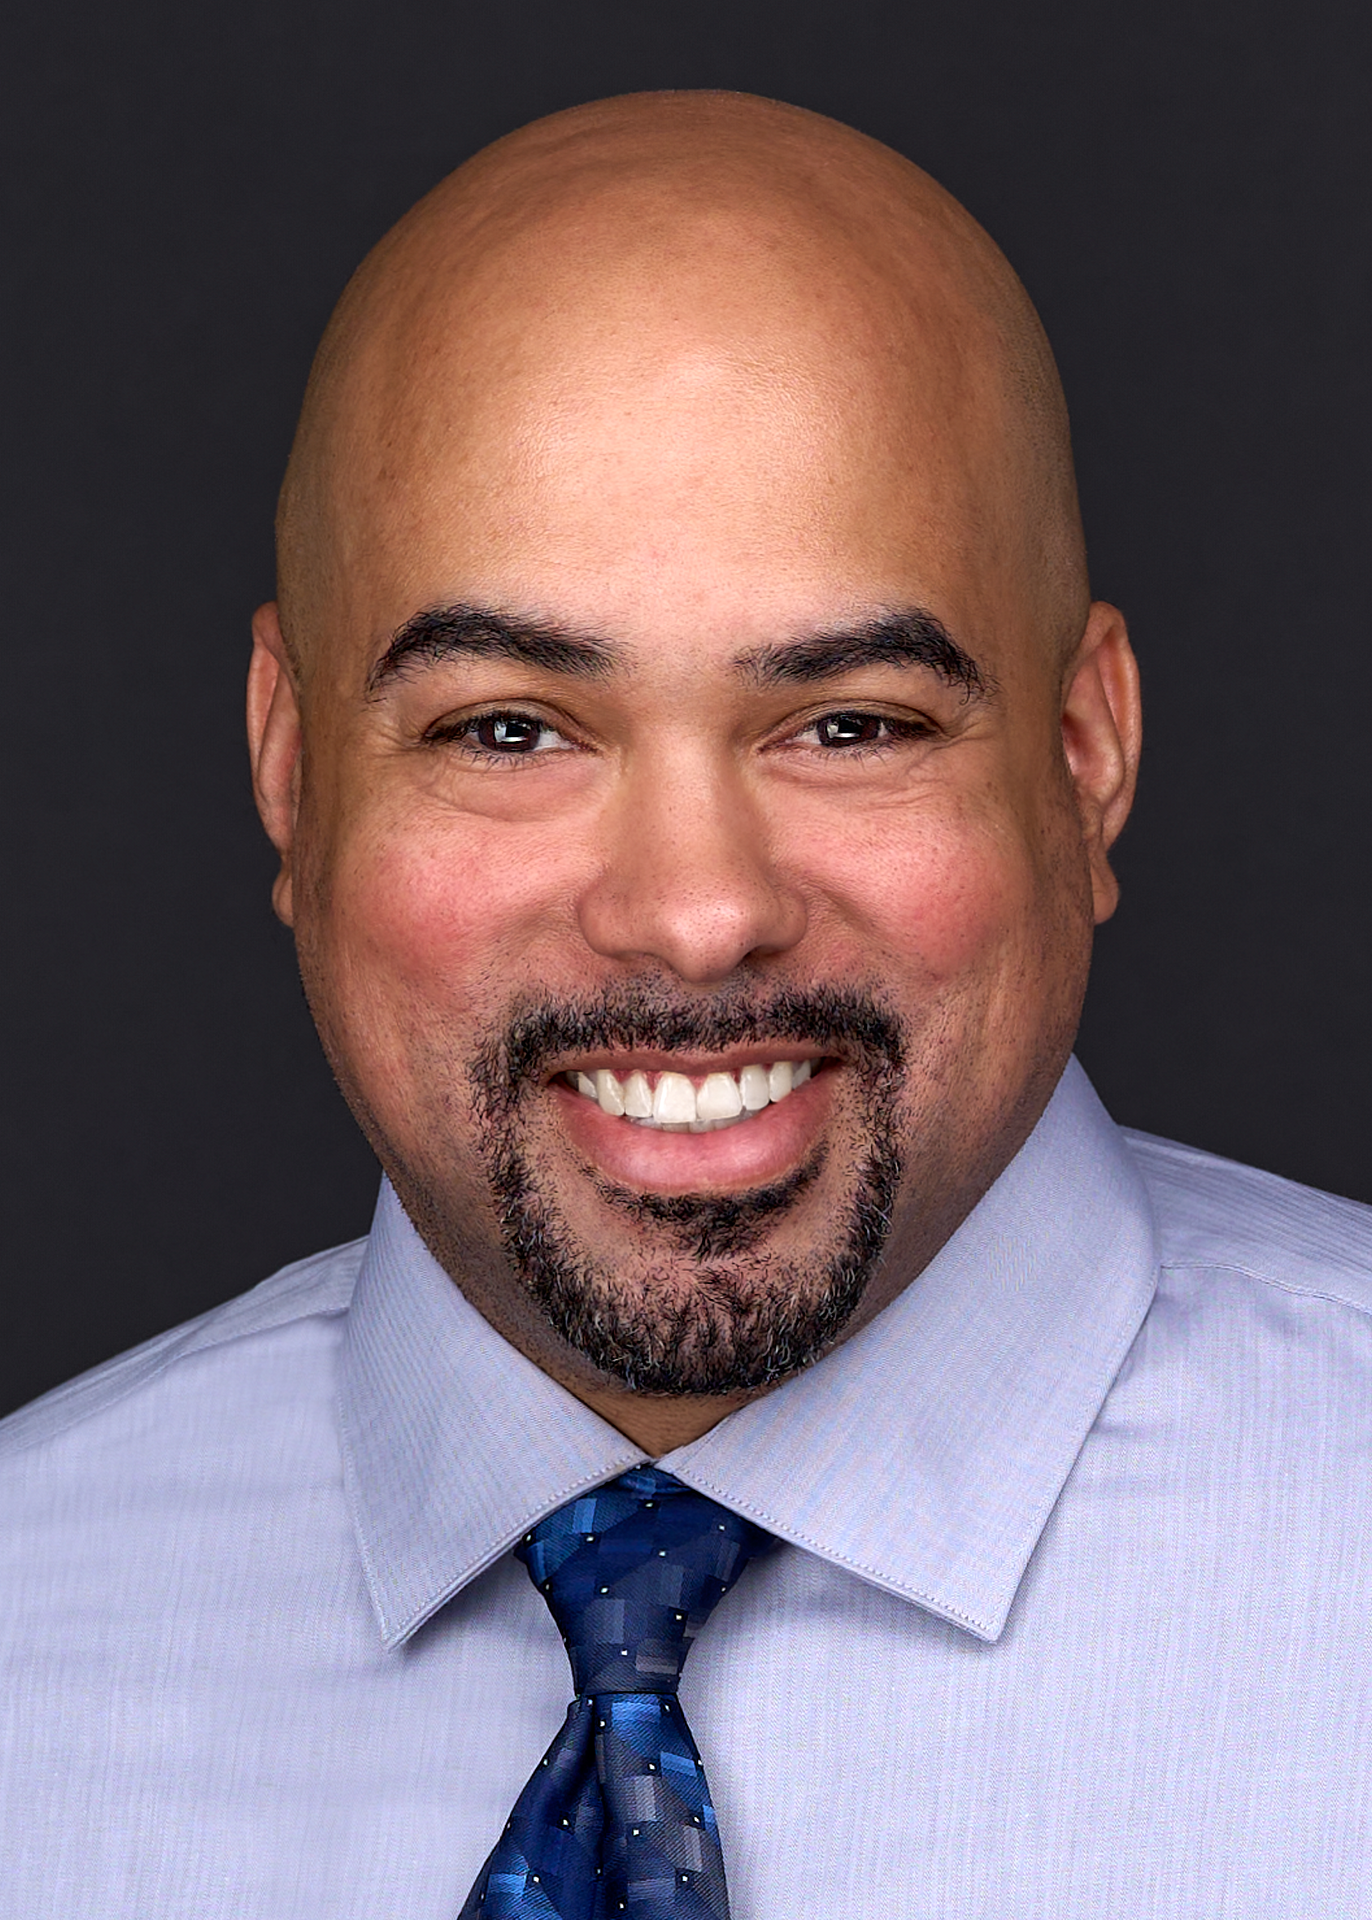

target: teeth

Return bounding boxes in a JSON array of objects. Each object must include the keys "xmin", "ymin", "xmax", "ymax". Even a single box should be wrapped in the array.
[
  {"xmin": 568, "ymin": 1058, "xmax": 819, "ymax": 1130},
  {"xmin": 652, "ymin": 1072, "xmax": 698, "ymax": 1125},
  {"xmin": 623, "ymin": 1071, "xmax": 653, "ymax": 1118},
  {"xmin": 594, "ymin": 1069, "xmax": 625, "ymax": 1116},
  {"xmin": 736, "ymin": 1064, "xmax": 769, "ymax": 1111},
  {"xmin": 697, "ymin": 1072, "xmax": 744, "ymax": 1122}
]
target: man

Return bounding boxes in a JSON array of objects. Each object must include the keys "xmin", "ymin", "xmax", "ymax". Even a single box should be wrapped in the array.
[{"xmin": 2, "ymin": 90, "xmax": 1369, "ymax": 1918}]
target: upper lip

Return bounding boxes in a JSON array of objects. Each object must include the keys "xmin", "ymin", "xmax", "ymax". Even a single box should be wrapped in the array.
[{"xmin": 548, "ymin": 1045, "xmax": 829, "ymax": 1081}]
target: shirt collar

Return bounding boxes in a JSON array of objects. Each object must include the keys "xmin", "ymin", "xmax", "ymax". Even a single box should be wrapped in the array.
[
  {"xmin": 661, "ymin": 1058, "xmax": 1158, "ymax": 1640},
  {"xmin": 341, "ymin": 1193, "xmax": 647, "ymax": 1649},
  {"xmin": 342, "ymin": 1057, "xmax": 1157, "ymax": 1648}
]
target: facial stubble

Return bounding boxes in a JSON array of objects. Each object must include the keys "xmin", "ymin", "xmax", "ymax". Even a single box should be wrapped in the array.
[{"xmin": 468, "ymin": 984, "xmax": 907, "ymax": 1396}]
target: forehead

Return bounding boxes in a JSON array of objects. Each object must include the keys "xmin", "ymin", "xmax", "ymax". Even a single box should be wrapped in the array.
[{"xmin": 326, "ymin": 203, "xmax": 1029, "ymax": 665}]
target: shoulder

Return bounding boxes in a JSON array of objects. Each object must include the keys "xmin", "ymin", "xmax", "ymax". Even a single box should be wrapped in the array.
[
  {"xmin": 1122, "ymin": 1127, "xmax": 1372, "ymax": 1319},
  {"xmin": 0, "ymin": 1234, "xmax": 367, "ymax": 1467},
  {"xmin": 1104, "ymin": 1133, "xmax": 1372, "ymax": 1545}
]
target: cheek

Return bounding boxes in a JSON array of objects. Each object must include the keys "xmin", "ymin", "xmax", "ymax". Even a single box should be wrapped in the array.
[
  {"xmin": 804, "ymin": 797, "xmax": 1050, "ymax": 986},
  {"xmin": 308, "ymin": 806, "xmax": 576, "ymax": 1030}
]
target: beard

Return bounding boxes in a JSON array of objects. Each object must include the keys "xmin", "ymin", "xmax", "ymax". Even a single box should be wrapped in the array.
[{"xmin": 466, "ymin": 980, "xmax": 907, "ymax": 1396}]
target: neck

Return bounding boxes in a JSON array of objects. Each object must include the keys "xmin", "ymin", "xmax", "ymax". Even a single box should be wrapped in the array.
[{"xmin": 569, "ymin": 1379, "xmax": 758, "ymax": 1455}]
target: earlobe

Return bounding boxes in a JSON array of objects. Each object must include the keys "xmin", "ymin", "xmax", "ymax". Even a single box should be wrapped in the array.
[
  {"xmin": 1060, "ymin": 601, "xmax": 1142, "ymax": 925},
  {"xmin": 247, "ymin": 602, "xmax": 304, "ymax": 927}
]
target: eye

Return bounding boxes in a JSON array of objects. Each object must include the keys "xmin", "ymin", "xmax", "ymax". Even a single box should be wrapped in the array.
[
  {"xmin": 474, "ymin": 712, "xmax": 552, "ymax": 754},
  {"xmin": 814, "ymin": 710, "xmax": 882, "ymax": 748},
  {"xmin": 435, "ymin": 709, "xmax": 574, "ymax": 758},
  {"xmin": 805, "ymin": 710, "xmax": 918, "ymax": 750}
]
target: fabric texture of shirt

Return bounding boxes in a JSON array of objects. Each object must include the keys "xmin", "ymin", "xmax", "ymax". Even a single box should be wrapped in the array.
[{"xmin": 2, "ymin": 1058, "xmax": 1371, "ymax": 1916}]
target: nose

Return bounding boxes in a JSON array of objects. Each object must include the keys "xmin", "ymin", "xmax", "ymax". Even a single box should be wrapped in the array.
[{"xmin": 575, "ymin": 749, "xmax": 808, "ymax": 984}]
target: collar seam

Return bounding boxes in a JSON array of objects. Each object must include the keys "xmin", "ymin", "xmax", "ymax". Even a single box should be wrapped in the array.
[
  {"xmin": 670, "ymin": 1474, "xmax": 995, "ymax": 1635},
  {"xmin": 337, "ymin": 1377, "xmax": 393, "ymax": 1640},
  {"xmin": 358, "ymin": 1455, "xmax": 650, "ymax": 1647},
  {"xmin": 672, "ymin": 1265, "xmax": 1158, "ymax": 1646}
]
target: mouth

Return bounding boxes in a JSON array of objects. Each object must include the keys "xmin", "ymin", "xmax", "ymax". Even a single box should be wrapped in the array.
[
  {"xmin": 543, "ymin": 1050, "xmax": 832, "ymax": 1195},
  {"xmin": 560, "ymin": 1056, "xmax": 819, "ymax": 1132}
]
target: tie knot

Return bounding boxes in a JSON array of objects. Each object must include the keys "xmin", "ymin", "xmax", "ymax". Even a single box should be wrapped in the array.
[{"xmin": 517, "ymin": 1467, "xmax": 772, "ymax": 1696}]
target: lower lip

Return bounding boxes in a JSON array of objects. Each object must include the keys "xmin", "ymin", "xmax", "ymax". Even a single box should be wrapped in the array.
[{"xmin": 551, "ymin": 1071, "xmax": 832, "ymax": 1193}]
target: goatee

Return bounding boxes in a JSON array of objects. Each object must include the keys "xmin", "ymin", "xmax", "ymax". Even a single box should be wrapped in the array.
[{"xmin": 468, "ymin": 982, "xmax": 906, "ymax": 1395}]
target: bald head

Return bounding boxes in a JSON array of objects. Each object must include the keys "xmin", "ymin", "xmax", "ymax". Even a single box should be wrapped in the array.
[{"xmin": 275, "ymin": 91, "xmax": 1087, "ymax": 682}]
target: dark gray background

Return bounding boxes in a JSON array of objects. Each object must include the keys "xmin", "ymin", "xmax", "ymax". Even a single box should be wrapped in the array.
[{"xmin": 3, "ymin": 0, "xmax": 1369, "ymax": 1416}]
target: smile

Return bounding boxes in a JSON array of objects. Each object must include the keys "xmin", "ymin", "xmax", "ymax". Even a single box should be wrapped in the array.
[{"xmin": 563, "ymin": 1060, "xmax": 817, "ymax": 1132}]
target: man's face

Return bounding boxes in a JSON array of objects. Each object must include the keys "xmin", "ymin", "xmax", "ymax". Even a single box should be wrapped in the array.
[{"xmin": 256, "ymin": 241, "xmax": 1126, "ymax": 1409}]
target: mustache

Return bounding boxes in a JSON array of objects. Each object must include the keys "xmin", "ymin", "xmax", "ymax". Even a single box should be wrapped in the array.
[{"xmin": 470, "ymin": 981, "xmax": 907, "ymax": 1118}]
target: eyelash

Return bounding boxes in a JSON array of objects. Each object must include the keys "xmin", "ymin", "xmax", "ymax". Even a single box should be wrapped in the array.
[{"xmin": 426, "ymin": 706, "xmax": 933, "ymax": 765}]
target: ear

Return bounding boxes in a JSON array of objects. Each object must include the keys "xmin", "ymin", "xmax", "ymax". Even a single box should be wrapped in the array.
[
  {"xmin": 247, "ymin": 602, "xmax": 304, "ymax": 927},
  {"xmin": 1060, "ymin": 600, "xmax": 1142, "ymax": 925}
]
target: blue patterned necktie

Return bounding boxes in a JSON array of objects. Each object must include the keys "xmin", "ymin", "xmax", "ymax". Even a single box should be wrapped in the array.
[{"xmin": 460, "ymin": 1466, "xmax": 773, "ymax": 1919}]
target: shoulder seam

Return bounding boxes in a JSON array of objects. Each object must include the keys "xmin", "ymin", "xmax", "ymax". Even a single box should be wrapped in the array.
[
  {"xmin": 1159, "ymin": 1257, "xmax": 1372, "ymax": 1325},
  {"xmin": 0, "ymin": 1238, "xmax": 366, "ymax": 1462}
]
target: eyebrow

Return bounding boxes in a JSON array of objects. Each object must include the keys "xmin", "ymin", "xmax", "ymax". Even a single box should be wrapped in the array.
[
  {"xmin": 368, "ymin": 600, "xmax": 991, "ymax": 701},
  {"xmin": 734, "ymin": 610, "xmax": 992, "ymax": 699},
  {"xmin": 368, "ymin": 605, "xmax": 621, "ymax": 691}
]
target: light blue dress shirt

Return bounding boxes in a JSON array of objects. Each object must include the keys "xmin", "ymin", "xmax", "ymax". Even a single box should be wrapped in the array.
[{"xmin": 3, "ymin": 1059, "xmax": 1371, "ymax": 1915}]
